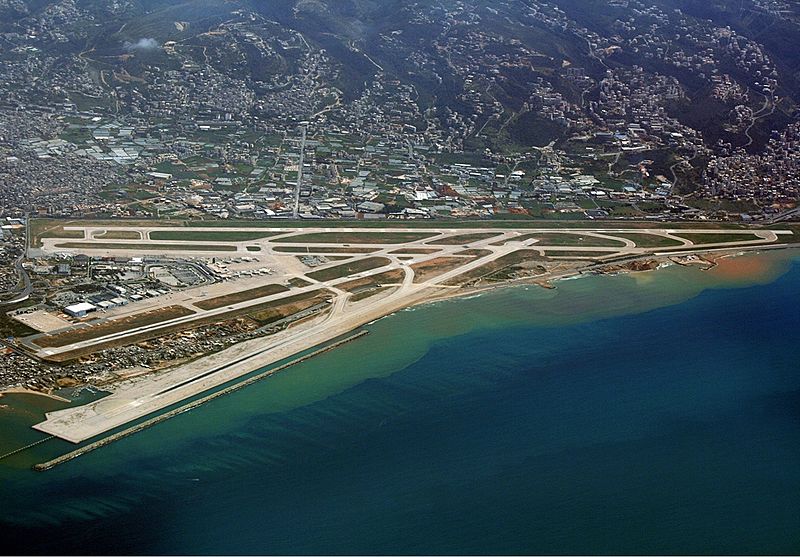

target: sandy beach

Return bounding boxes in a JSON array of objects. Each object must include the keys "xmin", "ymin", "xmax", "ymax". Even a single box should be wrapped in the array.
[{"xmin": 0, "ymin": 387, "xmax": 71, "ymax": 403}]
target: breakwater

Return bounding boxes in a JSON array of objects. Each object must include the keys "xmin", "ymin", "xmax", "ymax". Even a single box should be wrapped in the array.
[
  {"xmin": 33, "ymin": 330, "xmax": 369, "ymax": 471},
  {"xmin": 0, "ymin": 436, "xmax": 53, "ymax": 462}
]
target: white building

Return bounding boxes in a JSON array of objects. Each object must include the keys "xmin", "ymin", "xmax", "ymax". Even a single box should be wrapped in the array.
[{"xmin": 64, "ymin": 302, "xmax": 97, "ymax": 318}]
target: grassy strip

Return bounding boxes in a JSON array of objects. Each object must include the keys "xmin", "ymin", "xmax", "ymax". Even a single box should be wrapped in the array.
[
  {"xmin": 248, "ymin": 291, "xmax": 332, "ymax": 325},
  {"xmin": 288, "ymin": 277, "xmax": 313, "ymax": 288},
  {"xmin": 612, "ymin": 233, "xmax": 684, "ymax": 247},
  {"xmin": 55, "ymin": 242, "xmax": 237, "ymax": 252},
  {"xmin": 337, "ymin": 269, "xmax": 406, "ymax": 292},
  {"xmin": 676, "ymin": 233, "xmax": 763, "ymax": 245},
  {"xmin": 180, "ymin": 219, "xmax": 753, "ymax": 230},
  {"xmin": 491, "ymin": 232, "xmax": 626, "ymax": 247},
  {"xmin": 149, "ymin": 230, "xmax": 279, "ymax": 242},
  {"xmin": 350, "ymin": 286, "xmax": 394, "ymax": 302},
  {"xmin": 93, "ymin": 230, "xmax": 142, "ymax": 240},
  {"xmin": 31, "ymin": 219, "xmax": 179, "ymax": 247},
  {"xmin": 535, "ymin": 233, "xmax": 625, "ymax": 247},
  {"xmin": 273, "ymin": 246, "xmax": 380, "ymax": 254},
  {"xmin": 40, "ymin": 290, "xmax": 333, "ymax": 362},
  {"xmin": 32, "ymin": 227, "xmax": 84, "ymax": 247},
  {"xmin": 427, "ymin": 232, "xmax": 502, "ymax": 245},
  {"xmin": 388, "ymin": 248, "xmax": 441, "ymax": 254},
  {"xmin": 273, "ymin": 232, "xmax": 436, "ymax": 244},
  {"xmin": 454, "ymin": 249, "xmax": 492, "ymax": 257},
  {"xmin": 32, "ymin": 217, "xmax": 770, "ymax": 236},
  {"xmin": 444, "ymin": 250, "xmax": 547, "ymax": 286},
  {"xmin": 543, "ymin": 251, "xmax": 614, "ymax": 258},
  {"xmin": 306, "ymin": 257, "xmax": 391, "ymax": 282},
  {"xmin": 195, "ymin": 284, "xmax": 290, "ymax": 311},
  {"xmin": 32, "ymin": 306, "xmax": 196, "ymax": 348}
]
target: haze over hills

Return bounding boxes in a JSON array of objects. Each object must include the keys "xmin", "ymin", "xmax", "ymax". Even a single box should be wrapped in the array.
[{"xmin": 1, "ymin": 0, "xmax": 799, "ymax": 224}]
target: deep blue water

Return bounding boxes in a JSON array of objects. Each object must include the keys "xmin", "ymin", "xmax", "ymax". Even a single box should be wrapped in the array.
[{"xmin": 1, "ymin": 260, "xmax": 799, "ymax": 555}]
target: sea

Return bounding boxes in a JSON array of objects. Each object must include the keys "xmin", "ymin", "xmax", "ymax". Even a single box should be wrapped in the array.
[{"xmin": 0, "ymin": 250, "xmax": 798, "ymax": 555}]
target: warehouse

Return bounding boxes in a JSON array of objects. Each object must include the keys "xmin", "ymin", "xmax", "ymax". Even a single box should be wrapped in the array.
[{"xmin": 63, "ymin": 302, "xmax": 97, "ymax": 318}]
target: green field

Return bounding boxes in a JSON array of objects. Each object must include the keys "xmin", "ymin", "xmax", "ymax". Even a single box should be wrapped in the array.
[
  {"xmin": 613, "ymin": 233, "xmax": 685, "ymax": 248},
  {"xmin": 54, "ymin": 242, "xmax": 238, "ymax": 252},
  {"xmin": 274, "ymin": 232, "xmax": 437, "ymax": 244},
  {"xmin": 493, "ymin": 232, "xmax": 626, "ymax": 247},
  {"xmin": 195, "ymin": 284, "xmax": 290, "ymax": 311},
  {"xmin": 427, "ymin": 233, "xmax": 502, "ymax": 245},
  {"xmin": 149, "ymin": 230, "xmax": 279, "ymax": 242},
  {"xmin": 273, "ymin": 246, "xmax": 380, "ymax": 254},
  {"xmin": 306, "ymin": 257, "xmax": 391, "ymax": 282},
  {"xmin": 543, "ymin": 251, "xmax": 612, "ymax": 258},
  {"xmin": 29, "ymin": 221, "xmax": 85, "ymax": 247},
  {"xmin": 388, "ymin": 248, "xmax": 441, "ymax": 254},
  {"xmin": 532, "ymin": 233, "xmax": 626, "ymax": 247},
  {"xmin": 93, "ymin": 230, "xmax": 142, "ymax": 240},
  {"xmin": 31, "ymin": 219, "xmax": 172, "ymax": 247},
  {"xmin": 677, "ymin": 233, "xmax": 764, "ymax": 245}
]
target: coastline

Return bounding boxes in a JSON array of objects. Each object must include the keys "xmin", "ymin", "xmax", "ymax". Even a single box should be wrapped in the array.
[
  {"xmin": 26, "ymin": 246, "xmax": 800, "ymax": 444},
  {"xmin": 3, "ymin": 244, "xmax": 799, "ymax": 555},
  {"xmin": 0, "ymin": 387, "xmax": 71, "ymax": 403}
]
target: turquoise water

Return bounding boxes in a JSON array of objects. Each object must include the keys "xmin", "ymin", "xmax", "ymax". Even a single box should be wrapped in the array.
[{"xmin": 1, "ymin": 254, "xmax": 799, "ymax": 554}]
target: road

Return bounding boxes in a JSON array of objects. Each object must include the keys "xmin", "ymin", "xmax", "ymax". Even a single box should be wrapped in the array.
[
  {"xmin": 0, "ymin": 215, "xmax": 32, "ymax": 305},
  {"xmin": 292, "ymin": 124, "xmax": 307, "ymax": 219}
]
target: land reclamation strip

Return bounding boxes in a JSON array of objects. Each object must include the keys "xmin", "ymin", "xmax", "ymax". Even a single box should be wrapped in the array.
[{"xmin": 33, "ymin": 330, "xmax": 369, "ymax": 471}]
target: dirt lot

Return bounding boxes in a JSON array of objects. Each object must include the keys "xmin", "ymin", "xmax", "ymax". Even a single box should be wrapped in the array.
[{"xmin": 411, "ymin": 257, "xmax": 472, "ymax": 283}]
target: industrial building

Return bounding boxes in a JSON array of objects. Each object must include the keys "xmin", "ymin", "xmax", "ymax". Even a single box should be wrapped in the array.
[{"xmin": 63, "ymin": 302, "xmax": 97, "ymax": 318}]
